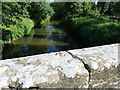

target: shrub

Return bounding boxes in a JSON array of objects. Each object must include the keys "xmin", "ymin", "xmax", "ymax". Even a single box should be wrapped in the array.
[
  {"xmin": 62, "ymin": 16, "xmax": 120, "ymax": 47},
  {"xmin": 2, "ymin": 17, "xmax": 34, "ymax": 43}
]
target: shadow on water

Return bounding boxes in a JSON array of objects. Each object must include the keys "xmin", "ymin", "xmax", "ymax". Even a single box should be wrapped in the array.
[{"xmin": 2, "ymin": 21, "xmax": 79, "ymax": 59}]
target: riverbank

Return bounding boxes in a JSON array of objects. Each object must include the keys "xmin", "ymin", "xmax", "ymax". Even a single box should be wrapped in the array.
[
  {"xmin": 1, "ymin": 17, "xmax": 34, "ymax": 44},
  {"xmin": 2, "ymin": 21, "xmax": 78, "ymax": 60},
  {"xmin": 1, "ymin": 2, "xmax": 54, "ymax": 45},
  {"xmin": 60, "ymin": 16, "xmax": 120, "ymax": 48}
]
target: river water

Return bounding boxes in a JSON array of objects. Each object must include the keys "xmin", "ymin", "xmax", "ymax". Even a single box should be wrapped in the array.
[{"xmin": 2, "ymin": 21, "xmax": 78, "ymax": 59}]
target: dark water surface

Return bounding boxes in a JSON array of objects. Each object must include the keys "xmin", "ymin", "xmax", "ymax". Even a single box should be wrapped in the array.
[{"xmin": 2, "ymin": 21, "xmax": 79, "ymax": 59}]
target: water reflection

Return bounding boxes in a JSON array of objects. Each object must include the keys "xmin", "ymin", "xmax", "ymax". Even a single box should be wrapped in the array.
[
  {"xmin": 45, "ymin": 25, "xmax": 53, "ymax": 29},
  {"xmin": 2, "ymin": 21, "xmax": 78, "ymax": 59},
  {"xmin": 20, "ymin": 45, "xmax": 29, "ymax": 56},
  {"xmin": 46, "ymin": 45, "xmax": 59, "ymax": 53}
]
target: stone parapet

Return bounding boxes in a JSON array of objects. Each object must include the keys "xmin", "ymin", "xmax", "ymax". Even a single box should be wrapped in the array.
[{"xmin": 0, "ymin": 43, "xmax": 119, "ymax": 89}]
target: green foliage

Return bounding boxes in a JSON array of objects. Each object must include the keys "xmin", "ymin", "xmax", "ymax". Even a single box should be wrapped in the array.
[
  {"xmin": 112, "ymin": 2, "xmax": 120, "ymax": 16},
  {"xmin": 28, "ymin": 2, "xmax": 54, "ymax": 27},
  {"xmin": 62, "ymin": 17, "xmax": 120, "ymax": 47},
  {"xmin": 0, "ymin": 40, "xmax": 4, "ymax": 46},
  {"xmin": 2, "ymin": 2, "xmax": 54, "ymax": 43},
  {"xmin": 63, "ymin": 2, "xmax": 100, "ymax": 19},
  {"xmin": 2, "ymin": 17, "xmax": 34, "ymax": 43},
  {"xmin": 106, "ymin": 2, "xmax": 120, "ymax": 16},
  {"xmin": 64, "ymin": 2, "xmax": 83, "ymax": 18},
  {"xmin": 97, "ymin": 2, "xmax": 110, "ymax": 15},
  {"xmin": 50, "ymin": 2, "xmax": 65, "ymax": 20},
  {"xmin": 2, "ymin": 2, "xmax": 33, "ymax": 43},
  {"xmin": 2, "ymin": 1, "xmax": 120, "ymax": 48},
  {"xmin": 2, "ymin": 2, "xmax": 30, "ymax": 26}
]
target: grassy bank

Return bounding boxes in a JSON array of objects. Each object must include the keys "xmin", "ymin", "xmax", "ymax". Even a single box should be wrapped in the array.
[{"xmin": 61, "ymin": 16, "xmax": 120, "ymax": 47}]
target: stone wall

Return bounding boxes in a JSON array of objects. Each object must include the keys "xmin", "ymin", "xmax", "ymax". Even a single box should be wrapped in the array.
[{"xmin": 0, "ymin": 43, "xmax": 119, "ymax": 89}]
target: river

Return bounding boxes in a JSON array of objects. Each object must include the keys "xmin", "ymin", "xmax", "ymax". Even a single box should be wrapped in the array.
[{"xmin": 2, "ymin": 21, "xmax": 79, "ymax": 59}]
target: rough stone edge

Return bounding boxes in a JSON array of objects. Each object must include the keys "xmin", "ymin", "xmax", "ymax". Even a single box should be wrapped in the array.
[
  {"xmin": 118, "ymin": 43, "xmax": 120, "ymax": 87},
  {"xmin": 0, "ymin": 43, "xmax": 119, "ymax": 89},
  {"xmin": 67, "ymin": 43, "xmax": 120, "ymax": 88},
  {"xmin": 66, "ymin": 51, "xmax": 92, "ymax": 88}
]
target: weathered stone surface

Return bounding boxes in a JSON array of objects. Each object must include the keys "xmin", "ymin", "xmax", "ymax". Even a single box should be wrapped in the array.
[
  {"xmin": 0, "ymin": 43, "xmax": 119, "ymax": 89},
  {"xmin": 0, "ymin": 51, "xmax": 89, "ymax": 89},
  {"xmin": 68, "ymin": 44, "xmax": 120, "ymax": 88}
]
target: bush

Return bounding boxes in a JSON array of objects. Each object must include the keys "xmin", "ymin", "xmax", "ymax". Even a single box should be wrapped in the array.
[
  {"xmin": 61, "ymin": 16, "xmax": 120, "ymax": 47},
  {"xmin": 2, "ymin": 17, "xmax": 34, "ymax": 43}
]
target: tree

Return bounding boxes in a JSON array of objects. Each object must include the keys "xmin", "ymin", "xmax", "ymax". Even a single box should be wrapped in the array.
[
  {"xmin": 97, "ymin": 2, "xmax": 110, "ymax": 15},
  {"xmin": 2, "ymin": 2, "xmax": 34, "ymax": 43},
  {"xmin": 110, "ymin": 2, "xmax": 120, "ymax": 16},
  {"xmin": 2, "ymin": 2, "xmax": 30, "ymax": 26},
  {"xmin": 82, "ymin": 2, "xmax": 100, "ymax": 17},
  {"xmin": 50, "ymin": 2, "xmax": 65, "ymax": 20},
  {"xmin": 64, "ymin": 2, "xmax": 83, "ymax": 18},
  {"xmin": 28, "ymin": 2, "xmax": 54, "ymax": 27},
  {"xmin": 63, "ymin": 2, "xmax": 100, "ymax": 19}
]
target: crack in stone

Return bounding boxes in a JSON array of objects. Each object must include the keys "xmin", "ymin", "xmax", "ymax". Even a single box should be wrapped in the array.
[{"xmin": 66, "ymin": 51, "xmax": 92, "ymax": 88}]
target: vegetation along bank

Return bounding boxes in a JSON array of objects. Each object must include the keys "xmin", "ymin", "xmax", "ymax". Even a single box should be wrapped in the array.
[
  {"xmin": 56, "ymin": 2, "xmax": 120, "ymax": 48},
  {"xmin": 1, "ymin": 2, "xmax": 120, "ymax": 49},
  {"xmin": 1, "ymin": 2, "xmax": 54, "ymax": 44}
]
